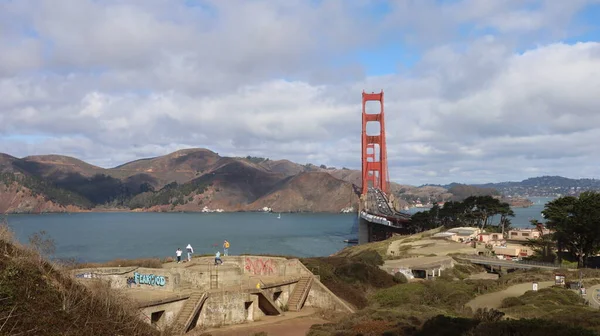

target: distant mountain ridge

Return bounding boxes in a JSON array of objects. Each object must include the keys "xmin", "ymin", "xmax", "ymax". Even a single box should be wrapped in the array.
[
  {"xmin": 422, "ymin": 176, "xmax": 600, "ymax": 197},
  {"xmin": 3, "ymin": 149, "xmax": 595, "ymax": 214},
  {"xmin": 0, "ymin": 149, "xmax": 361, "ymax": 214}
]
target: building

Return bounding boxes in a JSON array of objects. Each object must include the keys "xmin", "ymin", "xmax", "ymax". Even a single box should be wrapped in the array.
[
  {"xmin": 432, "ymin": 227, "xmax": 480, "ymax": 243},
  {"xmin": 477, "ymin": 232, "xmax": 504, "ymax": 244},
  {"xmin": 493, "ymin": 245, "xmax": 533, "ymax": 259},
  {"xmin": 507, "ymin": 229, "xmax": 541, "ymax": 241}
]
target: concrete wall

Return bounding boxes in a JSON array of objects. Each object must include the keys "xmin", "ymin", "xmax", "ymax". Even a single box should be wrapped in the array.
[
  {"xmin": 139, "ymin": 298, "xmax": 186, "ymax": 329},
  {"xmin": 359, "ymin": 217, "xmax": 369, "ymax": 244},
  {"xmin": 72, "ymin": 267, "xmax": 180, "ymax": 291},
  {"xmin": 196, "ymin": 291, "xmax": 254, "ymax": 328},
  {"xmin": 305, "ymin": 279, "xmax": 354, "ymax": 313},
  {"xmin": 262, "ymin": 284, "xmax": 294, "ymax": 311}
]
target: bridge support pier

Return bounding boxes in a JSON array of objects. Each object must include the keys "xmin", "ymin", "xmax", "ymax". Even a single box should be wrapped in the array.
[{"xmin": 358, "ymin": 217, "xmax": 410, "ymax": 244}]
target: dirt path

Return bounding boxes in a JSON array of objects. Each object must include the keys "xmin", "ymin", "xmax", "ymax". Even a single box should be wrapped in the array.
[
  {"xmin": 195, "ymin": 309, "xmax": 328, "ymax": 336},
  {"xmin": 588, "ymin": 284, "xmax": 600, "ymax": 308},
  {"xmin": 466, "ymin": 281, "xmax": 554, "ymax": 310}
]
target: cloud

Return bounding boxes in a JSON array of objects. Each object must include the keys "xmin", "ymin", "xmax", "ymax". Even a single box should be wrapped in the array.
[{"xmin": 1, "ymin": 0, "xmax": 599, "ymax": 185}]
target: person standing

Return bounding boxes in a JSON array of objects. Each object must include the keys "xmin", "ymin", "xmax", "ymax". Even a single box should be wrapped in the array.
[
  {"xmin": 215, "ymin": 251, "xmax": 223, "ymax": 265},
  {"xmin": 186, "ymin": 243, "xmax": 194, "ymax": 262},
  {"xmin": 223, "ymin": 240, "xmax": 230, "ymax": 256},
  {"xmin": 176, "ymin": 248, "xmax": 182, "ymax": 263}
]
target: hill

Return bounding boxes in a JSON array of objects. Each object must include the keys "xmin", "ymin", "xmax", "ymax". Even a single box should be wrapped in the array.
[
  {"xmin": 474, "ymin": 176, "xmax": 600, "ymax": 197},
  {"xmin": 0, "ymin": 224, "xmax": 158, "ymax": 335},
  {"xmin": 4, "ymin": 148, "xmax": 597, "ymax": 213},
  {"xmin": 248, "ymin": 172, "xmax": 359, "ymax": 212},
  {"xmin": 111, "ymin": 148, "xmax": 222, "ymax": 186}
]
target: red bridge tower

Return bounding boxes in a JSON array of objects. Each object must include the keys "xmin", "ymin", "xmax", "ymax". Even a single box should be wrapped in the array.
[{"xmin": 361, "ymin": 90, "xmax": 389, "ymax": 196}]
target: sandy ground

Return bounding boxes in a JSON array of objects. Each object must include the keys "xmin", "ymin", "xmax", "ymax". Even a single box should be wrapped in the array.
[
  {"xmin": 195, "ymin": 309, "xmax": 329, "ymax": 336},
  {"xmin": 466, "ymin": 281, "xmax": 554, "ymax": 310},
  {"xmin": 387, "ymin": 238, "xmax": 477, "ymax": 257}
]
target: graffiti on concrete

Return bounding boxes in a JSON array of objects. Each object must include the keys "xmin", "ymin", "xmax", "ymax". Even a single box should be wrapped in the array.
[
  {"xmin": 75, "ymin": 272, "xmax": 99, "ymax": 279},
  {"xmin": 244, "ymin": 257, "xmax": 276, "ymax": 276},
  {"xmin": 132, "ymin": 272, "xmax": 166, "ymax": 286},
  {"xmin": 126, "ymin": 276, "xmax": 136, "ymax": 287}
]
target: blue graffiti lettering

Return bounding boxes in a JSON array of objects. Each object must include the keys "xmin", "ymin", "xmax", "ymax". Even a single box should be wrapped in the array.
[{"xmin": 132, "ymin": 272, "xmax": 166, "ymax": 287}]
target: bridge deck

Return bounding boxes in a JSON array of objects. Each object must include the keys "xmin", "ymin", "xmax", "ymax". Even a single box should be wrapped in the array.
[
  {"xmin": 456, "ymin": 254, "xmax": 564, "ymax": 270},
  {"xmin": 362, "ymin": 188, "xmax": 411, "ymax": 226}
]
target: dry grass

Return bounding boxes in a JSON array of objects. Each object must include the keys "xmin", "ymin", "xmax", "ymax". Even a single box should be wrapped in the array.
[
  {"xmin": 73, "ymin": 257, "xmax": 164, "ymax": 269},
  {"xmin": 0, "ymin": 220, "xmax": 163, "ymax": 336}
]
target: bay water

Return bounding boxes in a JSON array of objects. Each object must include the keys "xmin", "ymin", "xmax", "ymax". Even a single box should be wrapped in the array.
[
  {"xmin": 3, "ymin": 197, "xmax": 553, "ymax": 263},
  {"xmin": 4, "ymin": 212, "xmax": 358, "ymax": 263}
]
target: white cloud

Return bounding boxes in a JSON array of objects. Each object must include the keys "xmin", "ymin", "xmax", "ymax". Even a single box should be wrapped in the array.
[{"xmin": 1, "ymin": 0, "xmax": 599, "ymax": 185}]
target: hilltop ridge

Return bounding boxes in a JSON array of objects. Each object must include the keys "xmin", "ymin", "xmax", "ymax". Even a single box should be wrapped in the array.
[{"xmin": 1, "ymin": 149, "xmax": 598, "ymax": 214}]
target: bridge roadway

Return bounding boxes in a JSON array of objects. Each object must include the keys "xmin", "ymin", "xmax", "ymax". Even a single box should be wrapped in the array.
[
  {"xmin": 455, "ymin": 254, "xmax": 565, "ymax": 271},
  {"xmin": 361, "ymin": 187, "xmax": 411, "ymax": 227},
  {"xmin": 358, "ymin": 188, "xmax": 412, "ymax": 244}
]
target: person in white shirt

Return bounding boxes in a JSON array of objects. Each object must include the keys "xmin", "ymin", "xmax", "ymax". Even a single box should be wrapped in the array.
[
  {"xmin": 215, "ymin": 251, "xmax": 223, "ymax": 265},
  {"xmin": 176, "ymin": 248, "xmax": 182, "ymax": 263},
  {"xmin": 186, "ymin": 244, "xmax": 194, "ymax": 262}
]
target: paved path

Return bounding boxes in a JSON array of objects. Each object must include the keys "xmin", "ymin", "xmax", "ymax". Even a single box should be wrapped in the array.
[
  {"xmin": 466, "ymin": 281, "xmax": 554, "ymax": 310},
  {"xmin": 197, "ymin": 308, "xmax": 326, "ymax": 336}
]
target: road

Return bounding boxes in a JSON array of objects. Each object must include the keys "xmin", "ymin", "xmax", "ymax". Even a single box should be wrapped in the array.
[
  {"xmin": 466, "ymin": 281, "xmax": 555, "ymax": 310},
  {"xmin": 457, "ymin": 255, "xmax": 561, "ymax": 270}
]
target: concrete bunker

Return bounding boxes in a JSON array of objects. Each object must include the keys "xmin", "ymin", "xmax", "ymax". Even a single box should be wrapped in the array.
[{"xmin": 72, "ymin": 255, "xmax": 354, "ymax": 334}]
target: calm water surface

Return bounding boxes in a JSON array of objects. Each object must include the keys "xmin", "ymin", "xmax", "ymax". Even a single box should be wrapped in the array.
[
  {"xmin": 4, "ymin": 197, "xmax": 553, "ymax": 263},
  {"xmin": 5, "ymin": 212, "xmax": 357, "ymax": 263}
]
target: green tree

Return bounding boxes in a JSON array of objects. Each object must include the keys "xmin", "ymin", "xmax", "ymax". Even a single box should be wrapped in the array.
[
  {"xmin": 543, "ymin": 192, "xmax": 600, "ymax": 267},
  {"xmin": 524, "ymin": 219, "xmax": 556, "ymax": 262}
]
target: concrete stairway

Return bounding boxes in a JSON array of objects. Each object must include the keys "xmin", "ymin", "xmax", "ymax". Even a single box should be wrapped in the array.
[
  {"xmin": 288, "ymin": 276, "xmax": 313, "ymax": 312},
  {"xmin": 171, "ymin": 292, "xmax": 208, "ymax": 335}
]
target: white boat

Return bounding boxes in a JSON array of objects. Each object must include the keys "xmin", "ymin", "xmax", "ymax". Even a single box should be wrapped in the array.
[{"xmin": 277, "ymin": 213, "xmax": 281, "ymax": 219}]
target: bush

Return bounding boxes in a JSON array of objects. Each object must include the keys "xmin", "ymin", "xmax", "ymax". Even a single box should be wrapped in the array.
[
  {"xmin": 415, "ymin": 315, "xmax": 480, "ymax": 336},
  {"xmin": 499, "ymin": 296, "xmax": 523, "ymax": 308},
  {"xmin": 353, "ymin": 250, "xmax": 384, "ymax": 266},
  {"xmin": 394, "ymin": 272, "xmax": 408, "ymax": 284},
  {"xmin": 301, "ymin": 256, "xmax": 397, "ymax": 309},
  {"xmin": 473, "ymin": 319, "xmax": 597, "ymax": 336}
]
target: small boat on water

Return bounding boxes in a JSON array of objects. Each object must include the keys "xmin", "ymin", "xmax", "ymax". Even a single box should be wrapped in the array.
[
  {"xmin": 277, "ymin": 213, "xmax": 281, "ymax": 219},
  {"xmin": 344, "ymin": 238, "xmax": 358, "ymax": 244}
]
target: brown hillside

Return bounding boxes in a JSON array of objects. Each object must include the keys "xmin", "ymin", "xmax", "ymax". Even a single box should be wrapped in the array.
[
  {"xmin": 328, "ymin": 168, "xmax": 362, "ymax": 186},
  {"xmin": 259, "ymin": 159, "xmax": 309, "ymax": 176},
  {"xmin": 0, "ymin": 225, "xmax": 158, "ymax": 335},
  {"xmin": 155, "ymin": 158, "xmax": 286, "ymax": 212},
  {"xmin": 247, "ymin": 172, "xmax": 359, "ymax": 212},
  {"xmin": 110, "ymin": 148, "xmax": 221, "ymax": 186},
  {"xmin": 20, "ymin": 154, "xmax": 105, "ymax": 178},
  {"xmin": 0, "ymin": 153, "xmax": 21, "ymax": 173},
  {"xmin": 0, "ymin": 181, "xmax": 84, "ymax": 214}
]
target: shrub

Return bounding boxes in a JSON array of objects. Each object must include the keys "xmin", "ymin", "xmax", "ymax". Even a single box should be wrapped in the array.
[
  {"xmin": 353, "ymin": 250, "xmax": 384, "ymax": 266},
  {"xmin": 394, "ymin": 272, "xmax": 408, "ymax": 284},
  {"xmin": 415, "ymin": 315, "xmax": 479, "ymax": 336},
  {"xmin": 473, "ymin": 319, "xmax": 597, "ymax": 336},
  {"xmin": 499, "ymin": 296, "xmax": 523, "ymax": 308}
]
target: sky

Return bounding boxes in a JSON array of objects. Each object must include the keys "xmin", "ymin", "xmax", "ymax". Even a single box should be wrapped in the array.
[{"xmin": 1, "ymin": 0, "xmax": 600, "ymax": 185}]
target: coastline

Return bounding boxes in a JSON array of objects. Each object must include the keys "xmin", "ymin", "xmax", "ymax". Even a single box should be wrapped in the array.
[{"xmin": 2, "ymin": 208, "xmax": 357, "ymax": 215}]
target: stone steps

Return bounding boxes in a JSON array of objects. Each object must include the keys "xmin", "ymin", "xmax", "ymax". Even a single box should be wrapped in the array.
[
  {"xmin": 287, "ymin": 276, "xmax": 312, "ymax": 312},
  {"xmin": 170, "ymin": 292, "xmax": 207, "ymax": 335}
]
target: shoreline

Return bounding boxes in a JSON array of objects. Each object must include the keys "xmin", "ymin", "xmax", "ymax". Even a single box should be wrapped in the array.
[{"xmin": 3, "ymin": 209, "xmax": 358, "ymax": 215}]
